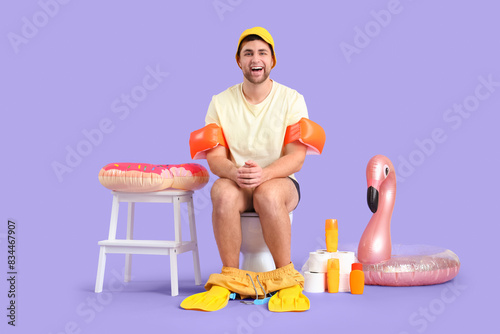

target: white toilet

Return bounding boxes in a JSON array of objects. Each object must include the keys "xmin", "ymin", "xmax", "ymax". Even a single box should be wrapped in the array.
[{"xmin": 240, "ymin": 211, "xmax": 293, "ymax": 272}]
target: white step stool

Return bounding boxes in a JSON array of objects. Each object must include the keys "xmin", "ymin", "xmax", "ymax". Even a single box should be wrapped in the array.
[{"xmin": 94, "ymin": 190, "xmax": 202, "ymax": 296}]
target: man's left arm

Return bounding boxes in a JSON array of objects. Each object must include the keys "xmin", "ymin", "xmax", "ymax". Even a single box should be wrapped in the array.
[{"xmin": 237, "ymin": 141, "xmax": 306, "ymax": 188}]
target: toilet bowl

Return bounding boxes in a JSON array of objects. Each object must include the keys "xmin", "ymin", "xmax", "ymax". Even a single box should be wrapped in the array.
[{"xmin": 240, "ymin": 211, "xmax": 293, "ymax": 272}]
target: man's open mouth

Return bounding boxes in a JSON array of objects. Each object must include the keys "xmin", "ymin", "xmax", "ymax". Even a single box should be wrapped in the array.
[{"xmin": 251, "ymin": 66, "xmax": 263, "ymax": 72}]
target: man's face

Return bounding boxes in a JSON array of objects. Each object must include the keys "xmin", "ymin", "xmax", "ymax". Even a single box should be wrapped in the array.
[{"xmin": 238, "ymin": 39, "xmax": 274, "ymax": 85}]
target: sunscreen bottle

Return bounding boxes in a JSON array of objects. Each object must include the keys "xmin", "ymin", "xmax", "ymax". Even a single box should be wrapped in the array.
[
  {"xmin": 350, "ymin": 263, "xmax": 365, "ymax": 295},
  {"xmin": 327, "ymin": 258, "xmax": 340, "ymax": 293},
  {"xmin": 325, "ymin": 219, "xmax": 338, "ymax": 253}
]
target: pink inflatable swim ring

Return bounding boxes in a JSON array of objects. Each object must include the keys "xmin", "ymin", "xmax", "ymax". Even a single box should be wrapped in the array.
[
  {"xmin": 358, "ymin": 155, "xmax": 460, "ymax": 286},
  {"xmin": 363, "ymin": 244, "xmax": 460, "ymax": 286},
  {"xmin": 98, "ymin": 162, "xmax": 209, "ymax": 192}
]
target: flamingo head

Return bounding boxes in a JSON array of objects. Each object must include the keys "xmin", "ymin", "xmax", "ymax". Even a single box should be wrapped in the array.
[{"xmin": 366, "ymin": 155, "xmax": 396, "ymax": 213}]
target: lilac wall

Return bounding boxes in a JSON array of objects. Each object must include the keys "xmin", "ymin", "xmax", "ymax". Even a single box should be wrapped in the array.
[{"xmin": 2, "ymin": 1, "xmax": 498, "ymax": 333}]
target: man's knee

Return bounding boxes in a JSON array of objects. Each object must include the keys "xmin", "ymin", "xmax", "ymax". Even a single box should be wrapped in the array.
[
  {"xmin": 211, "ymin": 178, "xmax": 242, "ymax": 211},
  {"xmin": 253, "ymin": 182, "xmax": 284, "ymax": 213}
]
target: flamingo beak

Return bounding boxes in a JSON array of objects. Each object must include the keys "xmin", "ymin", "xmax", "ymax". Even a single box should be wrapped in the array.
[{"xmin": 367, "ymin": 186, "xmax": 379, "ymax": 213}]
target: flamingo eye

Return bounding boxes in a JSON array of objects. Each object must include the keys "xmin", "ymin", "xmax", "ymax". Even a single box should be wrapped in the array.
[{"xmin": 384, "ymin": 165, "xmax": 390, "ymax": 177}]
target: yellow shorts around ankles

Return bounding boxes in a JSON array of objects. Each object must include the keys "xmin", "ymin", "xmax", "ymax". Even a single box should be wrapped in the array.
[{"xmin": 204, "ymin": 263, "xmax": 304, "ymax": 300}]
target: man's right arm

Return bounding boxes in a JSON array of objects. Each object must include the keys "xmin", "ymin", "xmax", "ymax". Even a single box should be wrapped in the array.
[{"xmin": 206, "ymin": 145, "xmax": 238, "ymax": 183}]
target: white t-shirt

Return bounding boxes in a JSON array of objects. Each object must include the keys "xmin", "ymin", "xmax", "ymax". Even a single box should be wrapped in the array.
[{"xmin": 205, "ymin": 80, "xmax": 309, "ymax": 178}]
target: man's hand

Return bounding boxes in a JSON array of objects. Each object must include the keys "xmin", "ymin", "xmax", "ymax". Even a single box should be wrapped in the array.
[
  {"xmin": 236, "ymin": 160, "xmax": 267, "ymax": 188},
  {"xmin": 207, "ymin": 141, "xmax": 306, "ymax": 189}
]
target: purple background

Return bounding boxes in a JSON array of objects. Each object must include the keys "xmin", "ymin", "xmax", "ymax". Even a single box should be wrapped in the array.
[{"xmin": 2, "ymin": 0, "xmax": 499, "ymax": 333}]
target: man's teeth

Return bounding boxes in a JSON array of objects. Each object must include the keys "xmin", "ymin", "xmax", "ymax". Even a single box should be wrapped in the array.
[{"xmin": 252, "ymin": 67, "xmax": 263, "ymax": 70}]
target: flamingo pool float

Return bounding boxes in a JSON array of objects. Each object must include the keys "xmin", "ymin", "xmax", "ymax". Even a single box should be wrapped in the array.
[{"xmin": 357, "ymin": 155, "xmax": 460, "ymax": 286}]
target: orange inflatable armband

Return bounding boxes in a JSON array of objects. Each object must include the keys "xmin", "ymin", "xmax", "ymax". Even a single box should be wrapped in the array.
[
  {"xmin": 284, "ymin": 118, "xmax": 325, "ymax": 155},
  {"xmin": 189, "ymin": 123, "xmax": 227, "ymax": 160}
]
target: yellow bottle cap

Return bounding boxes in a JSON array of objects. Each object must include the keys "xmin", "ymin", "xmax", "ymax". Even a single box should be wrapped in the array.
[
  {"xmin": 328, "ymin": 258, "xmax": 339, "ymax": 270},
  {"xmin": 325, "ymin": 219, "xmax": 338, "ymax": 230}
]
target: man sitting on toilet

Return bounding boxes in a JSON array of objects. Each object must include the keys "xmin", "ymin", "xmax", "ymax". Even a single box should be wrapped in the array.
[{"xmin": 184, "ymin": 27, "xmax": 325, "ymax": 312}]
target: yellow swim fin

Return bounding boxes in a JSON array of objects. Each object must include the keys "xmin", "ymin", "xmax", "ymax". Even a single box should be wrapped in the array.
[
  {"xmin": 268, "ymin": 285, "xmax": 310, "ymax": 312},
  {"xmin": 180, "ymin": 285, "xmax": 231, "ymax": 312}
]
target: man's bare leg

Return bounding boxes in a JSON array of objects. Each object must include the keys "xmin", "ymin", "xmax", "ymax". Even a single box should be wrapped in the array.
[
  {"xmin": 211, "ymin": 178, "xmax": 253, "ymax": 268},
  {"xmin": 253, "ymin": 178, "xmax": 299, "ymax": 268}
]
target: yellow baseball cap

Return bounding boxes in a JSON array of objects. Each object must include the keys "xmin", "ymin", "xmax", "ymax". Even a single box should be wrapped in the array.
[{"xmin": 236, "ymin": 27, "xmax": 276, "ymax": 68}]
